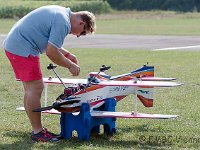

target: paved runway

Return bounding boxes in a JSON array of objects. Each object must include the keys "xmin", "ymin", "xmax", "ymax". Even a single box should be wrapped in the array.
[{"xmin": 1, "ymin": 34, "xmax": 200, "ymax": 51}]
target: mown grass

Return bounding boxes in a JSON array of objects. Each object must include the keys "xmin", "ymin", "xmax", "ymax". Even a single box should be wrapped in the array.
[
  {"xmin": 96, "ymin": 11, "xmax": 200, "ymax": 35},
  {"xmin": 1, "ymin": 11, "xmax": 200, "ymax": 35},
  {"xmin": 1, "ymin": 48, "xmax": 200, "ymax": 149},
  {"xmin": 0, "ymin": 19, "xmax": 16, "ymax": 34}
]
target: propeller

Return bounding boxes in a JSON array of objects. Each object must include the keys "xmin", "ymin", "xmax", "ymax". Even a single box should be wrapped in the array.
[
  {"xmin": 33, "ymin": 97, "xmax": 80, "ymax": 112},
  {"xmin": 33, "ymin": 105, "xmax": 54, "ymax": 112}
]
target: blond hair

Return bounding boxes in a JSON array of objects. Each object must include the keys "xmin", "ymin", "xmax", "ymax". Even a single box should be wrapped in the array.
[{"xmin": 79, "ymin": 11, "xmax": 96, "ymax": 34}]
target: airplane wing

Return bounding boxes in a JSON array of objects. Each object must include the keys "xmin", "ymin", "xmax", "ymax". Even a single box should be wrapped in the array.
[
  {"xmin": 43, "ymin": 77, "xmax": 87, "ymax": 85},
  {"xmin": 91, "ymin": 111, "xmax": 178, "ymax": 119},
  {"xmin": 140, "ymin": 77, "xmax": 176, "ymax": 81},
  {"xmin": 97, "ymin": 80, "xmax": 182, "ymax": 87},
  {"xmin": 37, "ymin": 109, "xmax": 178, "ymax": 119}
]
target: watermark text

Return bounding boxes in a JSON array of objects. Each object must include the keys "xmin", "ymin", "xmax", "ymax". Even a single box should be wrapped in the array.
[{"xmin": 139, "ymin": 135, "xmax": 200, "ymax": 145}]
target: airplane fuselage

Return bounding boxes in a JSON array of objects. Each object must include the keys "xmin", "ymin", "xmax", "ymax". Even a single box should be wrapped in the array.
[{"xmin": 74, "ymin": 84, "xmax": 137, "ymax": 109}]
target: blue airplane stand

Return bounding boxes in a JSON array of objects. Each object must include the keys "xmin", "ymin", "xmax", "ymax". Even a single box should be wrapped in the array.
[{"xmin": 60, "ymin": 98, "xmax": 117, "ymax": 141}]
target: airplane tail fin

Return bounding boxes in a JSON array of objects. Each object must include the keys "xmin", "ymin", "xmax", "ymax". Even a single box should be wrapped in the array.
[{"xmin": 137, "ymin": 87, "xmax": 154, "ymax": 107}]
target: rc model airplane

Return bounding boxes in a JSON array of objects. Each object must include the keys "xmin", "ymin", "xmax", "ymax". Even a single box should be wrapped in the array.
[{"xmin": 33, "ymin": 64, "xmax": 182, "ymax": 119}]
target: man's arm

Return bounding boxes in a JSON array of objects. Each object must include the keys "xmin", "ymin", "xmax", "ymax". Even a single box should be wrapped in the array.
[
  {"xmin": 58, "ymin": 47, "xmax": 78, "ymax": 64},
  {"xmin": 46, "ymin": 43, "xmax": 80, "ymax": 76},
  {"xmin": 58, "ymin": 47, "xmax": 70, "ymax": 55}
]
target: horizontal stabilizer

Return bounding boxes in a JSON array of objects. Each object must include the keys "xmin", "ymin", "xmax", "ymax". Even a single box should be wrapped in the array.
[
  {"xmin": 91, "ymin": 111, "xmax": 178, "ymax": 119},
  {"xmin": 97, "ymin": 80, "xmax": 182, "ymax": 87}
]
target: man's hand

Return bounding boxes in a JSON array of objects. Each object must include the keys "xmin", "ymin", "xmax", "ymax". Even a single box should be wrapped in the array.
[
  {"xmin": 46, "ymin": 44, "xmax": 80, "ymax": 76},
  {"xmin": 68, "ymin": 62, "xmax": 80, "ymax": 76}
]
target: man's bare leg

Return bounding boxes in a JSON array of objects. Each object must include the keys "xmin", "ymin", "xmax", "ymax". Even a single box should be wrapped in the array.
[{"xmin": 23, "ymin": 79, "xmax": 44, "ymax": 134}]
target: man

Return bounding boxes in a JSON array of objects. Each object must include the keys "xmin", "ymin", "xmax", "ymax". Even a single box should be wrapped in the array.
[{"xmin": 3, "ymin": 5, "xmax": 96, "ymax": 142}]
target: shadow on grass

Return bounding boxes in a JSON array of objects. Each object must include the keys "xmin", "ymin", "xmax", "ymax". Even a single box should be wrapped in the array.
[
  {"xmin": 0, "ymin": 131, "xmax": 34, "ymax": 150},
  {"xmin": 0, "ymin": 130, "xmax": 136, "ymax": 149},
  {"xmin": 113, "ymin": 125, "xmax": 174, "ymax": 148},
  {"xmin": 0, "ymin": 124, "xmax": 174, "ymax": 149}
]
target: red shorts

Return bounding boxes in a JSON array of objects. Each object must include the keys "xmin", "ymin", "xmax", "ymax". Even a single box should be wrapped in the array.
[{"xmin": 5, "ymin": 51, "xmax": 42, "ymax": 82}]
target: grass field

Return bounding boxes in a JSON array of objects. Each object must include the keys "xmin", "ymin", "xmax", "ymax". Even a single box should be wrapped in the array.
[
  {"xmin": 1, "ymin": 11, "xmax": 200, "ymax": 35},
  {"xmin": 96, "ymin": 11, "xmax": 200, "ymax": 35},
  {"xmin": 1, "ymin": 10, "xmax": 200, "ymax": 149},
  {"xmin": 1, "ymin": 48, "xmax": 200, "ymax": 149}
]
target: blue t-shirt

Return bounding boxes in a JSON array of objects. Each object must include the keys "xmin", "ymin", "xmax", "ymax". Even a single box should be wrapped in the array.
[{"xmin": 4, "ymin": 5, "xmax": 71, "ymax": 57}]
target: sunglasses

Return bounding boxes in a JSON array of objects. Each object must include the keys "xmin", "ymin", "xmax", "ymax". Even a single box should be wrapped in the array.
[{"xmin": 79, "ymin": 24, "xmax": 86, "ymax": 37}]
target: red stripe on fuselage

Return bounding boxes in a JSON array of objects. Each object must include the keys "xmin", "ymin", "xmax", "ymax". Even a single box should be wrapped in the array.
[
  {"xmin": 90, "ymin": 99, "xmax": 105, "ymax": 107},
  {"xmin": 137, "ymin": 95, "xmax": 153, "ymax": 107},
  {"xmin": 115, "ymin": 95, "xmax": 127, "ymax": 101},
  {"xmin": 75, "ymin": 84, "xmax": 105, "ymax": 95}
]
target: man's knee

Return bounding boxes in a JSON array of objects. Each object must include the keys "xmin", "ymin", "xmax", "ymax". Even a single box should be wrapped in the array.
[{"xmin": 23, "ymin": 80, "xmax": 44, "ymax": 95}]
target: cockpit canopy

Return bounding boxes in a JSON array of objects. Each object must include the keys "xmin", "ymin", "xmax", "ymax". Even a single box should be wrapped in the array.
[{"xmin": 87, "ymin": 72, "xmax": 111, "ymax": 83}]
